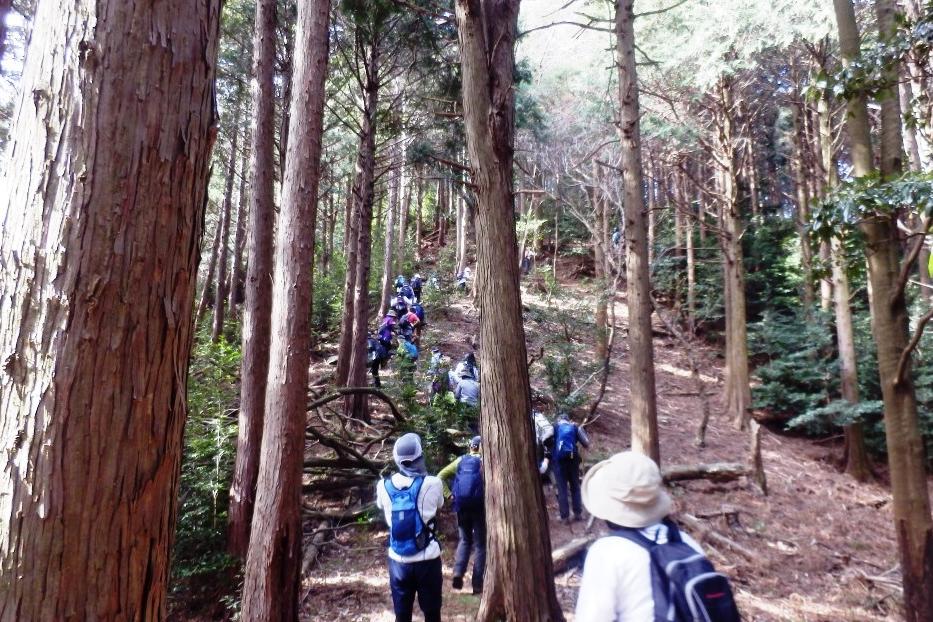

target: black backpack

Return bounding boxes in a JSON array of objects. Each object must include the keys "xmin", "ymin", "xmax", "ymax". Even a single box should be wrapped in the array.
[{"xmin": 611, "ymin": 520, "xmax": 741, "ymax": 622}]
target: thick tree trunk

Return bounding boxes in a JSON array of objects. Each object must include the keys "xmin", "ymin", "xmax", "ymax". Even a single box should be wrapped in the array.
[
  {"xmin": 229, "ymin": 145, "xmax": 250, "ymax": 314},
  {"xmin": 240, "ymin": 0, "xmax": 330, "ymax": 617},
  {"xmin": 228, "ymin": 0, "xmax": 277, "ymax": 559},
  {"xmin": 455, "ymin": 1, "xmax": 564, "ymax": 620},
  {"xmin": 834, "ymin": 0, "xmax": 933, "ymax": 617},
  {"xmin": 212, "ymin": 113, "xmax": 241, "ymax": 343},
  {"xmin": 196, "ymin": 215, "xmax": 223, "ymax": 322},
  {"xmin": 0, "ymin": 1, "xmax": 219, "ymax": 618},
  {"xmin": 617, "ymin": 0, "xmax": 659, "ymax": 462},
  {"xmin": 346, "ymin": 43, "xmax": 381, "ymax": 420},
  {"xmin": 718, "ymin": 77, "xmax": 752, "ymax": 431}
]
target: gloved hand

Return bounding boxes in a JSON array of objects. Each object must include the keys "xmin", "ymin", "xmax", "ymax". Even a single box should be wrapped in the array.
[{"xmin": 539, "ymin": 458, "xmax": 549, "ymax": 475}]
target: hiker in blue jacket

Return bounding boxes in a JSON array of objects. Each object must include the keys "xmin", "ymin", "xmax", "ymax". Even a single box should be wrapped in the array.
[
  {"xmin": 552, "ymin": 412, "xmax": 590, "ymax": 522},
  {"xmin": 376, "ymin": 434, "xmax": 445, "ymax": 622},
  {"xmin": 437, "ymin": 436, "xmax": 486, "ymax": 594}
]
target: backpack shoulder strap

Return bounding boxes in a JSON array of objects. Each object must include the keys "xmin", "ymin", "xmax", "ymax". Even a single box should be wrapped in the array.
[
  {"xmin": 609, "ymin": 527, "xmax": 657, "ymax": 549},
  {"xmin": 662, "ymin": 518, "xmax": 683, "ymax": 544}
]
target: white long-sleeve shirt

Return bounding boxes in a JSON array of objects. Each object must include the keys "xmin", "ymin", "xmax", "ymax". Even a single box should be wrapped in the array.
[
  {"xmin": 375, "ymin": 473, "xmax": 444, "ymax": 563},
  {"xmin": 575, "ymin": 522, "xmax": 704, "ymax": 622}
]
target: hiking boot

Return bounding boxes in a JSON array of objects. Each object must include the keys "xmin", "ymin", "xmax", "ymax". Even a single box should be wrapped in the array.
[
  {"xmin": 472, "ymin": 586, "xmax": 483, "ymax": 595},
  {"xmin": 558, "ymin": 516, "xmax": 569, "ymax": 524},
  {"xmin": 452, "ymin": 576, "xmax": 463, "ymax": 590},
  {"xmin": 573, "ymin": 514, "xmax": 584, "ymax": 522}
]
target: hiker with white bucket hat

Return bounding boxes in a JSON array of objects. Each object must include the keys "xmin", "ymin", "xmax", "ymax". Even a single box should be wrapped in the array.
[{"xmin": 575, "ymin": 451, "xmax": 742, "ymax": 622}]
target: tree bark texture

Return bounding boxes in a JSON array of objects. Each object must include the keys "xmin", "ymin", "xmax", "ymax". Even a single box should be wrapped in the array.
[
  {"xmin": 717, "ymin": 77, "xmax": 752, "ymax": 431},
  {"xmin": 228, "ymin": 0, "xmax": 277, "ymax": 559},
  {"xmin": 346, "ymin": 40, "xmax": 381, "ymax": 420},
  {"xmin": 0, "ymin": 1, "xmax": 220, "ymax": 618},
  {"xmin": 617, "ymin": 0, "xmax": 660, "ymax": 462},
  {"xmin": 454, "ymin": 1, "xmax": 564, "ymax": 620},
  {"xmin": 240, "ymin": 0, "xmax": 330, "ymax": 617},
  {"xmin": 834, "ymin": 0, "xmax": 933, "ymax": 617},
  {"xmin": 379, "ymin": 140, "xmax": 400, "ymax": 316},
  {"xmin": 229, "ymin": 144, "xmax": 250, "ymax": 314},
  {"xmin": 212, "ymin": 109, "xmax": 242, "ymax": 343},
  {"xmin": 793, "ymin": 104, "xmax": 816, "ymax": 312}
]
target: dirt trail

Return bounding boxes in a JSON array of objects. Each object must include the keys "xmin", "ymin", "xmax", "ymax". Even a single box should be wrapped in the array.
[{"xmin": 302, "ymin": 279, "xmax": 909, "ymax": 622}]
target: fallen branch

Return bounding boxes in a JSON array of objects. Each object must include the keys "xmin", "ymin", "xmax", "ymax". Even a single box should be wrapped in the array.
[
  {"xmin": 662, "ymin": 462, "xmax": 748, "ymax": 483},
  {"xmin": 678, "ymin": 513, "xmax": 756, "ymax": 560},
  {"xmin": 308, "ymin": 387, "xmax": 406, "ymax": 423},
  {"xmin": 552, "ymin": 536, "xmax": 597, "ymax": 574},
  {"xmin": 302, "ymin": 503, "xmax": 377, "ymax": 522}
]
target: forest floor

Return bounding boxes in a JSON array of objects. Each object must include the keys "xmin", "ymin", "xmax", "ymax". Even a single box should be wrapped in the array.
[{"xmin": 297, "ymin": 267, "xmax": 915, "ymax": 622}]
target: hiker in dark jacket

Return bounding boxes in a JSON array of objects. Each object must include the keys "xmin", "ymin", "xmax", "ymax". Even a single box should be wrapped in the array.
[
  {"xmin": 367, "ymin": 334, "xmax": 390, "ymax": 388},
  {"xmin": 411, "ymin": 273, "xmax": 424, "ymax": 302},
  {"xmin": 438, "ymin": 436, "xmax": 485, "ymax": 594},
  {"xmin": 552, "ymin": 412, "xmax": 590, "ymax": 522}
]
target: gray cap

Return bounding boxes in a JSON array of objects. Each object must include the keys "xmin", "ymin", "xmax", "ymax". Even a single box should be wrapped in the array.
[
  {"xmin": 470, "ymin": 435, "xmax": 482, "ymax": 449},
  {"xmin": 393, "ymin": 433, "xmax": 427, "ymax": 476}
]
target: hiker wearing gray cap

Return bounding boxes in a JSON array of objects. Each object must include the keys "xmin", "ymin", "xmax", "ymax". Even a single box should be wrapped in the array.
[
  {"xmin": 437, "ymin": 435, "xmax": 486, "ymax": 594},
  {"xmin": 552, "ymin": 412, "xmax": 590, "ymax": 522},
  {"xmin": 575, "ymin": 451, "xmax": 741, "ymax": 622},
  {"xmin": 376, "ymin": 433, "xmax": 445, "ymax": 622}
]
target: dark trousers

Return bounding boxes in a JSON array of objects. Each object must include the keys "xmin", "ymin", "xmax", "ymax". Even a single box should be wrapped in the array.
[
  {"xmin": 388, "ymin": 556, "xmax": 442, "ymax": 622},
  {"xmin": 370, "ymin": 361, "xmax": 381, "ymax": 388},
  {"xmin": 453, "ymin": 507, "xmax": 486, "ymax": 591},
  {"xmin": 554, "ymin": 457, "xmax": 583, "ymax": 519}
]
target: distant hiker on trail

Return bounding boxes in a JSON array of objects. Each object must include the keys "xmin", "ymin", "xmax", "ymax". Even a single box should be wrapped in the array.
[
  {"xmin": 532, "ymin": 410, "xmax": 555, "ymax": 480},
  {"xmin": 394, "ymin": 274, "xmax": 406, "ymax": 291},
  {"xmin": 454, "ymin": 371, "xmax": 480, "ymax": 408},
  {"xmin": 367, "ymin": 333, "xmax": 390, "ymax": 388},
  {"xmin": 411, "ymin": 273, "xmax": 424, "ymax": 302},
  {"xmin": 553, "ymin": 412, "xmax": 590, "ymax": 522},
  {"xmin": 575, "ymin": 451, "xmax": 741, "ymax": 622},
  {"xmin": 453, "ymin": 351, "xmax": 479, "ymax": 382},
  {"xmin": 392, "ymin": 295, "xmax": 409, "ymax": 317},
  {"xmin": 611, "ymin": 226, "xmax": 621, "ymax": 247},
  {"xmin": 428, "ymin": 349, "xmax": 454, "ymax": 402},
  {"xmin": 378, "ymin": 310, "xmax": 398, "ymax": 350},
  {"xmin": 438, "ymin": 436, "xmax": 486, "ymax": 595},
  {"xmin": 400, "ymin": 309, "xmax": 421, "ymax": 346},
  {"xmin": 399, "ymin": 281, "xmax": 416, "ymax": 306},
  {"xmin": 397, "ymin": 334, "xmax": 419, "ymax": 383},
  {"xmin": 410, "ymin": 302, "xmax": 426, "ymax": 340},
  {"xmin": 376, "ymin": 434, "xmax": 445, "ymax": 622}
]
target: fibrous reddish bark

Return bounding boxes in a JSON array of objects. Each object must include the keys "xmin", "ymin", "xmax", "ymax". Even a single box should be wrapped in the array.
[
  {"xmin": 616, "ymin": 0, "xmax": 660, "ymax": 461},
  {"xmin": 454, "ymin": 1, "xmax": 564, "ymax": 620},
  {"xmin": 240, "ymin": 0, "xmax": 331, "ymax": 617},
  {"xmin": 0, "ymin": 0, "xmax": 220, "ymax": 618},
  {"xmin": 228, "ymin": 0, "xmax": 277, "ymax": 559}
]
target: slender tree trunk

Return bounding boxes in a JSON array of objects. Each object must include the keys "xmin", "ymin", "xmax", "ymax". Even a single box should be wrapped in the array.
[
  {"xmin": 686, "ymin": 193, "xmax": 696, "ymax": 336},
  {"xmin": 718, "ymin": 76, "xmax": 752, "ymax": 431},
  {"xmin": 346, "ymin": 41, "xmax": 381, "ymax": 420},
  {"xmin": 228, "ymin": 0, "xmax": 277, "ymax": 559},
  {"xmin": 397, "ymin": 132, "xmax": 409, "ymax": 272},
  {"xmin": 229, "ymin": 145, "xmax": 250, "ymax": 314},
  {"xmin": 378, "ymin": 143, "xmax": 399, "ymax": 316},
  {"xmin": 617, "ymin": 0, "xmax": 659, "ymax": 461},
  {"xmin": 819, "ymin": 85, "xmax": 871, "ymax": 481},
  {"xmin": 0, "ymin": 0, "xmax": 11, "ymax": 68},
  {"xmin": 593, "ymin": 162, "xmax": 609, "ymax": 364},
  {"xmin": 197, "ymin": 216, "xmax": 223, "ymax": 322},
  {"xmin": 335, "ymin": 173, "xmax": 360, "ymax": 385},
  {"xmin": 647, "ymin": 156, "xmax": 656, "ymax": 266},
  {"xmin": 212, "ymin": 110, "xmax": 242, "ymax": 343},
  {"xmin": 415, "ymin": 172, "xmax": 424, "ymax": 260},
  {"xmin": 834, "ymin": 1, "xmax": 933, "ymax": 617},
  {"xmin": 0, "ymin": 1, "xmax": 219, "ymax": 618},
  {"xmin": 793, "ymin": 104, "xmax": 816, "ymax": 313},
  {"xmin": 455, "ymin": 1, "xmax": 564, "ymax": 619},
  {"xmin": 241, "ymin": 1, "xmax": 329, "ymax": 617}
]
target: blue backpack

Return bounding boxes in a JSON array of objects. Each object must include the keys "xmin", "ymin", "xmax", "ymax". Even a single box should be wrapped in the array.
[
  {"xmin": 555, "ymin": 422, "xmax": 578, "ymax": 460},
  {"xmin": 399, "ymin": 340, "xmax": 418, "ymax": 361},
  {"xmin": 452, "ymin": 454, "xmax": 484, "ymax": 511},
  {"xmin": 384, "ymin": 476, "xmax": 435, "ymax": 556},
  {"xmin": 611, "ymin": 520, "xmax": 741, "ymax": 622},
  {"xmin": 400, "ymin": 285, "xmax": 415, "ymax": 300},
  {"xmin": 411, "ymin": 304, "xmax": 426, "ymax": 323}
]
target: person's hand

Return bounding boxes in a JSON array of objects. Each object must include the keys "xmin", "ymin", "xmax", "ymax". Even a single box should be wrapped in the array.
[{"xmin": 539, "ymin": 458, "xmax": 549, "ymax": 475}]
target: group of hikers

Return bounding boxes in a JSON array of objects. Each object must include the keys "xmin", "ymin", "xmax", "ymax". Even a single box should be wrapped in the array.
[{"xmin": 375, "ymin": 418, "xmax": 741, "ymax": 622}]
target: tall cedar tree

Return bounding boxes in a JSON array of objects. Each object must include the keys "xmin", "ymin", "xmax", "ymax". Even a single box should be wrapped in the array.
[
  {"xmin": 616, "ymin": 0, "xmax": 660, "ymax": 461},
  {"xmin": 229, "ymin": 0, "xmax": 278, "ymax": 558},
  {"xmin": 832, "ymin": 0, "xmax": 933, "ymax": 617},
  {"xmin": 454, "ymin": 0, "xmax": 564, "ymax": 620},
  {"xmin": 241, "ymin": 0, "xmax": 331, "ymax": 617},
  {"xmin": 0, "ymin": 0, "xmax": 220, "ymax": 617}
]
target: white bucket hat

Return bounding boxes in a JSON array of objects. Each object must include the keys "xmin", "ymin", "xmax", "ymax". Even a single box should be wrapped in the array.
[{"xmin": 581, "ymin": 451, "xmax": 672, "ymax": 528}]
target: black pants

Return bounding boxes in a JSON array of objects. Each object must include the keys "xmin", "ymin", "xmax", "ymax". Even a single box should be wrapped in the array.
[
  {"xmin": 554, "ymin": 457, "xmax": 583, "ymax": 519},
  {"xmin": 453, "ymin": 507, "xmax": 486, "ymax": 591},
  {"xmin": 370, "ymin": 360, "xmax": 381, "ymax": 388},
  {"xmin": 388, "ymin": 557, "xmax": 442, "ymax": 622}
]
